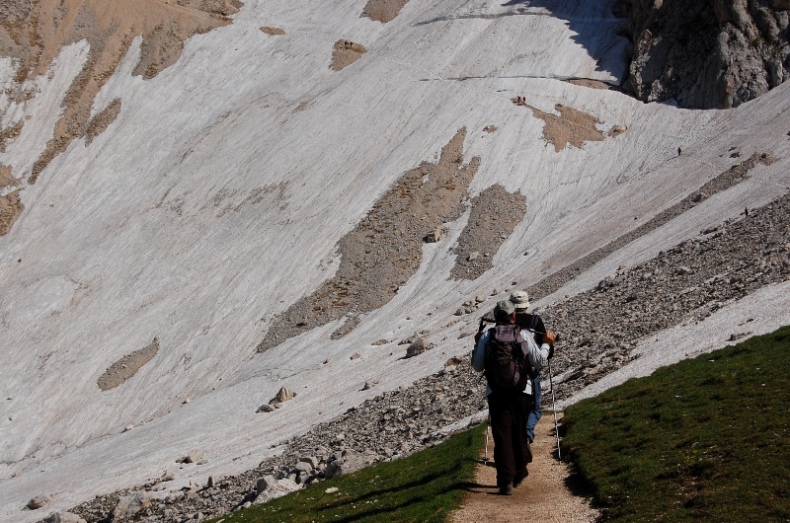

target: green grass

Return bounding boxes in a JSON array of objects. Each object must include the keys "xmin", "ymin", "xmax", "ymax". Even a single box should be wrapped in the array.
[
  {"xmin": 207, "ymin": 423, "xmax": 485, "ymax": 523},
  {"xmin": 563, "ymin": 326, "xmax": 790, "ymax": 522}
]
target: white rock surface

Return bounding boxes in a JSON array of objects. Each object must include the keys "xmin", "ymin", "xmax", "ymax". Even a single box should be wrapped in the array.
[{"xmin": 1, "ymin": 0, "xmax": 789, "ymax": 521}]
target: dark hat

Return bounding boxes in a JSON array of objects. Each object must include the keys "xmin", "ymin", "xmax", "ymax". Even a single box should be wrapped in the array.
[{"xmin": 494, "ymin": 300, "xmax": 515, "ymax": 322}]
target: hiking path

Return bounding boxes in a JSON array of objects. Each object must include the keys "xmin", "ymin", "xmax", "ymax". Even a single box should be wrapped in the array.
[{"xmin": 448, "ymin": 414, "xmax": 599, "ymax": 523}]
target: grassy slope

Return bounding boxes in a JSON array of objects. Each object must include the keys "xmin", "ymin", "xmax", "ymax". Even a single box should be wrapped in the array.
[
  {"xmin": 563, "ymin": 326, "xmax": 790, "ymax": 522},
  {"xmin": 207, "ymin": 424, "xmax": 485, "ymax": 523}
]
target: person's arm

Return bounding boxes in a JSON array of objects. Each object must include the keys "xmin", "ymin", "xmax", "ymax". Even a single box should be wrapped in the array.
[
  {"xmin": 471, "ymin": 330, "xmax": 490, "ymax": 372},
  {"xmin": 522, "ymin": 330, "xmax": 549, "ymax": 371}
]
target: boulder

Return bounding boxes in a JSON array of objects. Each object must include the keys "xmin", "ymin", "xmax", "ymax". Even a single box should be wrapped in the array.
[
  {"xmin": 271, "ymin": 387, "xmax": 295, "ymax": 404},
  {"xmin": 176, "ymin": 451, "xmax": 204, "ymax": 464},
  {"xmin": 111, "ymin": 492, "xmax": 149, "ymax": 520},
  {"xmin": 26, "ymin": 495, "xmax": 51, "ymax": 510},
  {"xmin": 405, "ymin": 338, "xmax": 434, "ymax": 358}
]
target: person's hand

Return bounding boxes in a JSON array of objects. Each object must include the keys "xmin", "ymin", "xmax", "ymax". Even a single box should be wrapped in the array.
[{"xmin": 544, "ymin": 331, "xmax": 556, "ymax": 346}]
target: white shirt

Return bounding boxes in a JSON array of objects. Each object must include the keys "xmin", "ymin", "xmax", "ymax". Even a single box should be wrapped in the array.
[{"xmin": 471, "ymin": 325, "xmax": 551, "ymax": 395}]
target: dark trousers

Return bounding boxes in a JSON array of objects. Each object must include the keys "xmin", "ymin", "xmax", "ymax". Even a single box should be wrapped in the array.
[{"xmin": 488, "ymin": 391, "xmax": 533, "ymax": 488}]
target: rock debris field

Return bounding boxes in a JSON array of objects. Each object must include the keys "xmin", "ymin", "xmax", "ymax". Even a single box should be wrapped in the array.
[{"xmin": 62, "ymin": 190, "xmax": 789, "ymax": 523}]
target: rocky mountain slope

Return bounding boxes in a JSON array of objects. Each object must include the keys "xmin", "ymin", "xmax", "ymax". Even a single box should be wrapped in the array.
[
  {"xmin": 1, "ymin": 0, "xmax": 789, "ymax": 522},
  {"xmin": 618, "ymin": 0, "xmax": 790, "ymax": 108}
]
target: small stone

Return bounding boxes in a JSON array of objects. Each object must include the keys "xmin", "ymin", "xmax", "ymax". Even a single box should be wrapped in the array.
[
  {"xmin": 123, "ymin": 425, "xmax": 134, "ymax": 432},
  {"xmin": 257, "ymin": 404, "xmax": 276, "ymax": 413},
  {"xmin": 468, "ymin": 251, "xmax": 479, "ymax": 261},
  {"xmin": 27, "ymin": 495, "xmax": 51, "ymax": 510},
  {"xmin": 350, "ymin": 352, "xmax": 362, "ymax": 360},
  {"xmin": 423, "ymin": 227, "xmax": 444, "ymax": 243},
  {"xmin": 362, "ymin": 380, "xmax": 377, "ymax": 391},
  {"xmin": 295, "ymin": 461, "xmax": 313, "ymax": 473},
  {"xmin": 609, "ymin": 123, "xmax": 627, "ymax": 136},
  {"xmin": 325, "ymin": 487, "xmax": 339, "ymax": 494},
  {"xmin": 177, "ymin": 452, "xmax": 204, "ymax": 464},
  {"xmin": 162, "ymin": 470, "xmax": 177, "ymax": 482},
  {"xmin": 271, "ymin": 387, "xmax": 295, "ymax": 404},
  {"xmin": 405, "ymin": 338, "xmax": 434, "ymax": 358},
  {"xmin": 257, "ymin": 475, "xmax": 276, "ymax": 494},
  {"xmin": 111, "ymin": 493, "xmax": 149, "ymax": 520}
]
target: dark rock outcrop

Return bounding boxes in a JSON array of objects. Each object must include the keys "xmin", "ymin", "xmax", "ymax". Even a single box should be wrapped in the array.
[{"xmin": 618, "ymin": 0, "xmax": 790, "ymax": 108}]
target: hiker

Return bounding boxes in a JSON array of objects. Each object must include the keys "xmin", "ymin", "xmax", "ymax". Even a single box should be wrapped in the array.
[
  {"xmin": 510, "ymin": 290, "xmax": 554, "ymax": 443},
  {"xmin": 471, "ymin": 300, "xmax": 554, "ymax": 494}
]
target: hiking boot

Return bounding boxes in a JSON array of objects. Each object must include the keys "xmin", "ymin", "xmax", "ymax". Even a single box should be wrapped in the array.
[
  {"xmin": 513, "ymin": 469, "xmax": 528, "ymax": 487},
  {"xmin": 499, "ymin": 482, "xmax": 513, "ymax": 495}
]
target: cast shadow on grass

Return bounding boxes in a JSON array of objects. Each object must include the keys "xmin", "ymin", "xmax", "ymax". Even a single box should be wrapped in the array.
[
  {"xmin": 321, "ymin": 481, "xmax": 485, "ymax": 523},
  {"xmin": 318, "ymin": 458, "xmax": 482, "ymax": 510}
]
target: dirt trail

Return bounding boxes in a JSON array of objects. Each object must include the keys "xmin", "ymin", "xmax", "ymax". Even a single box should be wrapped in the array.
[{"xmin": 449, "ymin": 414, "xmax": 598, "ymax": 523}]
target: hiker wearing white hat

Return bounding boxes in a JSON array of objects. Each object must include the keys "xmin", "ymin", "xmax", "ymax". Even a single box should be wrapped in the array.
[
  {"xmin": 510, "ymin": 290, "xmax": 556, "ymax": 444},
  {"xmin": 471, "ymin": 300, "xmax": 553, "ymax": 494}
]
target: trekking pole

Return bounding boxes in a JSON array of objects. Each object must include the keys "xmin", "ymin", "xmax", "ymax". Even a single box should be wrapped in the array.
[
  {"xmin": 484, "ymin": 424, "xmax": 490, "ymax": 462},
  {"xmin": 548, "ymin": 359, "xmax": 561, "ymax": 459}
]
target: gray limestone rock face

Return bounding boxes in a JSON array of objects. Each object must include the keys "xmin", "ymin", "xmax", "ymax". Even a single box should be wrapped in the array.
[{"xmin": 618, "ymin": 0, "xmax": 790, "ymax": 108}]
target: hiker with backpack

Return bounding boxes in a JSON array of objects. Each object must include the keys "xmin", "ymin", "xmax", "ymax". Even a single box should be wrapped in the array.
[
  {"xmin": 471, "ymin": 300, "xmax": 555, "ymax": 494},
  {"xmin": 510, "ymin": 290, "xmax": 554, "ymax": 443}
]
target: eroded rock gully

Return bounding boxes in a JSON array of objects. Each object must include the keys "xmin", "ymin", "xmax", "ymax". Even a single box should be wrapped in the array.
[{"xmin": 256, "ymin": 128, "xmax": 480, "ymax": 353}]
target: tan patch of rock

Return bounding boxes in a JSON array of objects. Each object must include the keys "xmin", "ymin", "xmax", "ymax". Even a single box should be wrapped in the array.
[
  {"xmin": 257, "ymin": 128, "xmax": 480, "ymax": 352},
  {"xmin": 0, "ymin": 164, "xmax": 19, "ymax": 188},
  {"xmin": 0, "ymin": 120, "xmax": 24, "ymax": 152},
  {"xmin": 260, "ymin": 26, "xmax": 285, "ymax": 35},
  {"xmin": 0, "ymin": 191, "xmax": 24, "ymax": 236},
  {"xmin": 85, "ymin": 98, "xmax": 122, "ymax": 145},
  {"xmin": 97, "ymin": 337, "xmax": 159, "ymax": 391},
  {"xmin": 0, "ymin": 0, "xmax": 241, "ymax": 184},
  {"xmin": 518, "ymin": 100, "xmax": 605, "ymax": 152},
  {"xmin": 565, "ymin": 78, "xmax": 612, "ymax": 90},
  {"xmin": 361, "ymin": 0, "xmax": 411, "ymax": 23},
  {"xmin": 330, "ymin": 39, "xmax": 367, "ymax": 71},
  {"xmin": 451, "ymin": 184, "xmax": 526, "ymax": 280}
]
